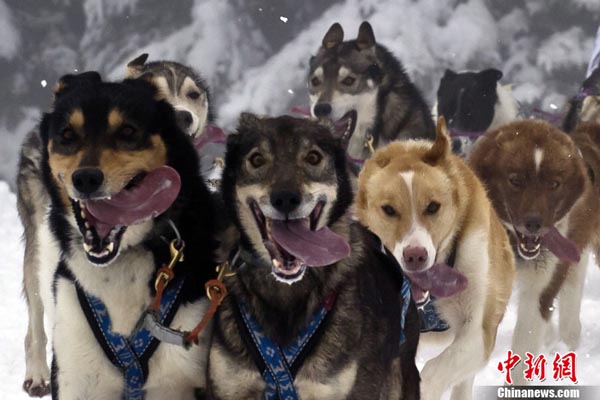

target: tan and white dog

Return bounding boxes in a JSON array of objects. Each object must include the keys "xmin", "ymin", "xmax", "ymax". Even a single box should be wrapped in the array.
[
  {"xmin": 469, "ymin": 120, "xmax": 600, "ymax": 385},
  {"xmin": 356, "ymin": 118, "xmax": 515, "ymax": 400}
]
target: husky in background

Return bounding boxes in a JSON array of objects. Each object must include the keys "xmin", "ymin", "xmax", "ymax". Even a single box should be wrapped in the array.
[
  {"xmin": 433, "ymin": 68, "xmax": 519, "ymax": 155},
  {"xmin": 563, "ymin": 67, "xmax": 600, "ymax": 133},
  {"xmin": 17, "ymin": 55, "xmax": 215, "ymax": 397},
  {"xmin": 307, "ymin": 21, "xmax": 435, "ymax": 164},
  {"xmin": 126, "ymin": 53, "xmax": 213, "ymax": 139}
]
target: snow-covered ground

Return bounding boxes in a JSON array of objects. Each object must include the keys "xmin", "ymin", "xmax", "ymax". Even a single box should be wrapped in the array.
[{"xmin": 0, "ymin": 179, "xmax": 598, "ymax": 398}]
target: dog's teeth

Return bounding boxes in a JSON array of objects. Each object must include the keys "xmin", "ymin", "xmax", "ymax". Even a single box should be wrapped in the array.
[
  {"xmin": 85, "ymin": 230, "xmax": 93, "ymax": 241},
  {"xmin": 273, "ymin": 259, "xmax": 281, "ymax": 268},
  {"xmin": 84, "ymin": 222, "xmax": 90, "ymax": 229},
  {"xmin": 83, "ymin": 242, "xmax": 91, "ymax": 253},
  {"xmin": 106, "ymin": 242, "xmax": 114, "ymax": 253}
]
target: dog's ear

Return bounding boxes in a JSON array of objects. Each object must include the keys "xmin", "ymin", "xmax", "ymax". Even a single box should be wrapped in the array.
[
  {"xmin": 53, "ymin": 71, "xmax": 102, "ymax": 100},
  {"xmin": 357, "ymin": 21, "xmax": 376, "ymax": 50},
  {"xmin": 238, "ymin": 112, "xmax": 266, "ymax": 133},
  {"xmin": 123, "ymin": 73, "xmax": 167, "ymax": 101},
  {"xmin": 126, "ymin": 53, "xmax": 149, "ymax": 78},
  {"xmin": 442, "ymin": 69, "xmax": 457, "ymax": 81},
  {"xmin": 322, "ymin": 23, "xmax": 344, "ymax": 49},
  {"xmin": 424, "ymin": 117, "xmax": 451, "ymax": 165},
  {"xmin": 479, "ymin": 68, "xmax": 503, "ymax": 86}
]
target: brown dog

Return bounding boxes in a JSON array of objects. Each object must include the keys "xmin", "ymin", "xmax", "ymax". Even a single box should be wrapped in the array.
[
  {"xmin": 469, "ymin": 119, "xmax": 600, "ymax": 385},
  {"xmin": 356, "ymin": 117, "xmax": 514, "ymax": 400}
]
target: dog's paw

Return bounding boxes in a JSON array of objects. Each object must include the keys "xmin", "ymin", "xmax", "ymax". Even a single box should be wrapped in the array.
[{"xmin": 23, "ymin": 377, "xmax": 51, "ymax": 397}]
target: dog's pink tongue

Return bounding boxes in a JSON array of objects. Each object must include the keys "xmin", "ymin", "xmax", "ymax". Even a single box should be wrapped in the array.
[
  {"xmin": 270, "ymin": 219, "xmax": 350, "ymax": 267},
  {"xmin": 85, "ymin": 166, "xmax": 181, "ymax": 226},
  {"xmin": 405, "ymin": 263, "xmax": 468, "ymax": 299},
  {"xmin": 194, "ymin": 124, "xmax": 227, "ymax": 151},
  {"xmin": 291, "ymin": 105, "xmax": 311, "ymax": 117},
  {"xmin": 541, "ymin": 227, "xmax": 581, "ymax": 264}
]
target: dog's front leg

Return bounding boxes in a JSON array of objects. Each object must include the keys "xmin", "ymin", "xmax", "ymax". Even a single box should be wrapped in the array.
[
  {"xmin": 420, "ymin": 319, "xmax": 485, "ymax": 400},
  {"xmin": 559, "ymin": 251, "xmax": 589, "ymax": 350},
  {"xmin": 510, "ymin": 264, "xmax": 553, "ymax": 386}
]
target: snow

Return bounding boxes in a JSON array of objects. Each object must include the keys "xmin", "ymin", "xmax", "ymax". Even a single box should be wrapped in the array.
[
  {"xmin": 0, "ymin": 0, "xmax": 20, "ymax": 60},
  {"xmin": 0, "ymin": 179, "xmax": 599, "ymax": 398},
  {"xmin": 2, "ymin": 1, "xmax": 600, "ymax": 395}
]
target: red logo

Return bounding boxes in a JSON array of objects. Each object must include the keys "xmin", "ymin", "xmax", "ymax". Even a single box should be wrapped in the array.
[{"xmin": 497, "ymin": 351, "xmax": 578, "ymax": 384}]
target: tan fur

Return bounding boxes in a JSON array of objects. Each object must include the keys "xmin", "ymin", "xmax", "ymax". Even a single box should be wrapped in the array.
[
  {"xmin": 98, "ymin": 135, "xmax": 167, "ymax": 193},
  {"xmin": 69, "ymin": 109, "xmax": 85, "ymax": 130},
  {"xmin": 108, "ymin": 109, "xmax": 124, "ymax": 129},
  {"xmin": 357, "ymin": 118, "xmax": 514, "ymax": 399},
  {"xmin": 48, "ymin": 135, "xmax": 167, "ymax": 203}
]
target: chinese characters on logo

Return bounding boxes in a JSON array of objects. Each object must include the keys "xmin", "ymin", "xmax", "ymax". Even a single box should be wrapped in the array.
[{"xmin": 497, "ymin": 351, "xmax": 577, "ymax": 384}]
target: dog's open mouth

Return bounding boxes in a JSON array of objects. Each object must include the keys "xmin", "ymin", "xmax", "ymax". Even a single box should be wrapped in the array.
[
  {"xmin": 249, "ymin": 200, "xmax": 350, "ymax": 284},
  {"xmin": 514, "ymin": 229, "xmax": 542, "ymax": 260},
  {"xmin": 513, "ymin": 226, "xmax": 580, "ymax": 263},
  {"xmin": 332, "ymin": 110, "xmax": 357, "ymax": 144},
  {"xmin": 71, "ymin": 166, "xmax": 181, "ymax": 266}
]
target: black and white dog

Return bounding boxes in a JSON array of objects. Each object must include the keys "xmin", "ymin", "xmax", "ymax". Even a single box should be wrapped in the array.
[{"xmin": 434, "ymin": 68, "xmax": 518, "ymax": 155}]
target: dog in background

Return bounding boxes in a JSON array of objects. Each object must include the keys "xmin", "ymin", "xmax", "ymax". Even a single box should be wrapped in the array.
[
  {"xmin": 563, "ymin": 67, "xmax": 600, "ymax": 133},
  {"xmin": 17, "ymin": 55, "xmax": 215, "ymax": 397},
  {"xmin": 41, "ymin": 72, "xmax": 217, "ymax": 398},
  {"xmin": 356, "ymin": 117, "xmax": 515, "ymax": 400},
  {"xmin": 433, "ymin": 68, "xmax": 519, "ymax": 156},
  {"xmin": 469, "ymin": 120, "xmax": 600, "ymax": 385},
  {"xmin": 307, "ymin": 21, "xmax": 435, "ymax": 165},
  {"xmin": 208, "ymin": 114, "xmax": 420, "ymax": 399}
]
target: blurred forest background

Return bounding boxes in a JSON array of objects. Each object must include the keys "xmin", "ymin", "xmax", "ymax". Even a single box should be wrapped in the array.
[{"xmin": 1, "ymin": 0, "xmax": 598, "ymax": 184}]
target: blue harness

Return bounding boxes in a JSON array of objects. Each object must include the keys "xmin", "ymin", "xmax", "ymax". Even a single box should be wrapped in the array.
[
  {"xmin": 236, "ymin": 294, "xmax": 335, "ymax": 400},
  {"xmin": 234, "ymin": 244, "xmax": 412, "ymax": 400},
  {"xmin": 76, "ymin": 278, "xmax": 184, "ymax": 400}
]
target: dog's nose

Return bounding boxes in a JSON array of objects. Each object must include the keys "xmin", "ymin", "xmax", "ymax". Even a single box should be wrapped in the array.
[
  {"xmin": 72, "ymin": 168, "xmax": 104, "ymax": 196},
  {"xmin": 402, "ymin": 246, "xmax": 428, "ymax": 271},
  {"xmin": 313, "ymin": 103, "xmax": 332, "ymax": 117},
  {"xmin": 175, "ymin": 110, "xmax": 193, "ymax": 130},
  {"xmin": 270, "ymin": 190, "xmax": 302, "ymax": 215},
  {"xmin": 524, "ymin": 216, "xmax": 543, "ymax": 234}
]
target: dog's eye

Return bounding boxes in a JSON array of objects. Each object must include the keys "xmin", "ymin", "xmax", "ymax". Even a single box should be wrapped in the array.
[
  {"xmin": 381, "ymin": 205, "xmax": 397, "ymax": 217},
  {"xmin": 549, "ymin": 180, "xmax": 561, "ymax": 190},
  {"xmin": 425, "ymin": 201, "xmax": 441, "ymax": 215},
  {"xmin": 59, "ymin": 128, "xmax": 77, "ymax": 145},
  {"xmin": 342, "ymin": 76, "xmax": 356, "ymax": 86},
  {"xmin": 119, "ymin": 124, "xmax": 137, "ymax": 140},
  {"xmin": 249, "ymin": 153, "xmax": 266, "ymax": 168},
  {"xmin": 311, "ymin": 77, "xmax": 321, "ymax": 87},
  {"xmin": 305, "ymin": 150, "xmax": 323, "ymax": 166},
  {"xmin": 187, "ymin": 91, "xmax": 201, "ymax": 100},
  {"xmin": 508, "ymin": 174, "xmax": 524, "ymax": 188}
]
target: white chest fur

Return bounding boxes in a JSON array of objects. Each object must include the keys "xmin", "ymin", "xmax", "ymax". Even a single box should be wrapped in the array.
[{"xmin": 53, "ymin": 246, "xmax": 211, "ymax": 399}]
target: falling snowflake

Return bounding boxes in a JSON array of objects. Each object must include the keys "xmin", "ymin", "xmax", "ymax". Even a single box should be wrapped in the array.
[
  {"xmin": 40, "ymin": 80, "xmax": 47, "ymax": 87},
  {"xmin": 280, "ymin": 16, "xmax": 288, "ymax": 23}
]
